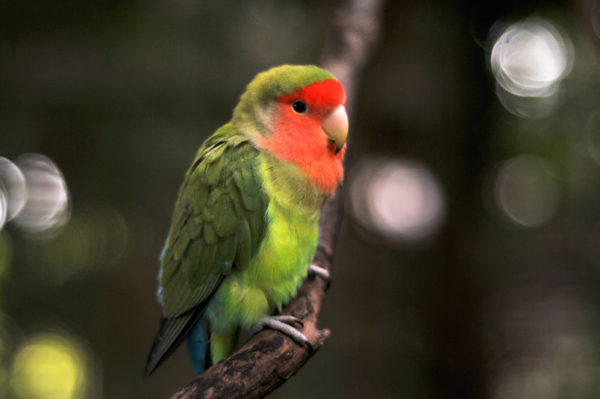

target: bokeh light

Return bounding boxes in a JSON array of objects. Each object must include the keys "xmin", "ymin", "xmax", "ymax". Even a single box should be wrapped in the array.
[
  {"xmin": 0, "ymin": 157, "xmax": 27, "ymax": 222},
  {"xmin": 10, "ymin": 332, "xmax": 91, "ymax": 399},
  {"xmin": 494, "ymin": 86, "xmax": 562, "ymax": 119},
  {"xmin": 0, "ymin": 191, "xmax": 6, "ymax": 232},
  {"xmin": 493, "ymin": 155, "xmax": 560, "ymax": 227},
  {"xmin": 348, "ymin": 158, "xmax": 445, "ymax": 242},
  {"xmin": 489, "ymin": 18, "xmax": 573, "ymax": 118},
  {"xmin": 13, "ymin": 154, "xmax": 70, "ymax": 238},
  {"xmin": 23, "ymin": 202, "xmax": 130, "ymax": 285}
]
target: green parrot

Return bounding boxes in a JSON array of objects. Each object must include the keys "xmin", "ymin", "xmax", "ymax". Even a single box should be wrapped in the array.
[{"xmin": 144, "ymin": 64, "xmax": 348, "ymax": 375}]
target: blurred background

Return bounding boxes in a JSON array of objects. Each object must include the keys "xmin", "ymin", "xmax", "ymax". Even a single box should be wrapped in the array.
[{"xmin": 1, "ymin": 0, "xmax": 600, "ymax": 397}]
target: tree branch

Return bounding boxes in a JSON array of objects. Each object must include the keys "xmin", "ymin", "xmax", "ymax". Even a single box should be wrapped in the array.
[{"xmin": 169, "ymin": 1, "xmax": 384, "ymax": 398}]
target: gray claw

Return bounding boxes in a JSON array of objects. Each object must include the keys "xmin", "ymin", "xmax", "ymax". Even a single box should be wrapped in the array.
[
  {"xmin": 254, "ymin": 315, "xmax": 310, "ymax": 348},
  {"xmin": 309, "ymin": 264, "xmax": 330, "ymax": 282},
  {"xmin": 271, "ymin": 315, "xmax": 304, "ymax": 328}
]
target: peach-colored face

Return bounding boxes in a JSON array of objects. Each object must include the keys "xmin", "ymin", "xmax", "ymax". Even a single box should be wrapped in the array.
[{"xmin": 256, "ymin": 79, "xmax": 349, "ymax": 194}]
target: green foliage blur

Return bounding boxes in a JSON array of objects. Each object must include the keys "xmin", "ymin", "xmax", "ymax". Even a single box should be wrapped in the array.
[{"xmin": 1, "ymin": 0, "xmax": 600, "ymax": 398}]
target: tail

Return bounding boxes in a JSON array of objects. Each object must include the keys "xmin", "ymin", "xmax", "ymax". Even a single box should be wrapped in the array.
[
  {"xmin": 186, "ymin": 320, "xmax": 211, "ymax": 374},
  {"xmin": 144, "ymin": 306, "xmax": 204, "ymax": 376}
]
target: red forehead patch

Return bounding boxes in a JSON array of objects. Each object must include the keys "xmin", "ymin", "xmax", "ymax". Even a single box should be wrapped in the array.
[{"xmin": 278, "ymin": 78, "xmax": 346, "ymax": 109}]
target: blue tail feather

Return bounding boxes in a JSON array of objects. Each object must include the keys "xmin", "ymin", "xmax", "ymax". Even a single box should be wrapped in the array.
[{"xmin": 186, "ymin": 319, "xmax": 210, "ymax": 374}]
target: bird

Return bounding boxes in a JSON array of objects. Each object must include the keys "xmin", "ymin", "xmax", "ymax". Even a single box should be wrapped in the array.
[{"xmin": 144, "ymin": 64, "xmax": 348, "ymax": 376}]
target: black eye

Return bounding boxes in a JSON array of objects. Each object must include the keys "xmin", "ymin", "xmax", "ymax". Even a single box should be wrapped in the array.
[{"xmin": 292, "ymin": 100, "xmax": 307, "ymax": 114}]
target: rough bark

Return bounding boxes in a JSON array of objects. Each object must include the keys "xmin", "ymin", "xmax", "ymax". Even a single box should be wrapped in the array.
[{"xmin": 169, "ymin": 1, "xmax": 384, "ymax": 398}]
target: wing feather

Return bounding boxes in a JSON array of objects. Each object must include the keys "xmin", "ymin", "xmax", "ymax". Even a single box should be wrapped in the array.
[{"xmin": 144, "ymin": 123, "xmax": 268, "ymax": 375}]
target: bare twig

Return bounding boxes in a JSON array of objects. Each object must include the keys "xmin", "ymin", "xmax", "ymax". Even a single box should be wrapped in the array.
[{"xmin": 169, "ymin": 1, "xmax": 384, "ymax": 398}]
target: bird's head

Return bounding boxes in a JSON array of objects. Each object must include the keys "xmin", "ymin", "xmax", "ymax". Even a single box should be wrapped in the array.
[{"xmin": 233, "ymin": 65, "xmax": 348, "ymax": 194}]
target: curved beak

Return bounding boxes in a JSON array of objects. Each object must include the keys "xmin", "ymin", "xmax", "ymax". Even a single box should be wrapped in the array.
[{"xmin": 322, "ymin": 105, "xmax": 348, "ymax": 154}]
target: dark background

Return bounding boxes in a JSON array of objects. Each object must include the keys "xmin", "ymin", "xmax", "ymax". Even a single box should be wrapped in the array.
[{"xmin": 2, "ymin": 0, "xmax": 600, "ymax": 398}]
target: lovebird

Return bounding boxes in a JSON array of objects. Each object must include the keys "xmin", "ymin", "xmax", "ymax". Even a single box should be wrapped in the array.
[{"xmin": 144, "ymin": 65, "xmax": 348, "ymax": 376}]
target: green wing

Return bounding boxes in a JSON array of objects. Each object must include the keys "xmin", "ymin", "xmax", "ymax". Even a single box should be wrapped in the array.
[{"xmin": 144, "ymin": 123, "xmax": 268, "ymax": 375}]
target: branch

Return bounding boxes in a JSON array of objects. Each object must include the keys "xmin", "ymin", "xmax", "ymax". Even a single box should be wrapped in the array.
[{"xmin": 169, "ymin": 1, "xmax": 384, "ymax": 398}]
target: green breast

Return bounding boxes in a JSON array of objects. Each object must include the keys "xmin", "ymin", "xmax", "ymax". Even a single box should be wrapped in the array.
[
  {"xmin": 206, "ymin": 150, "xmax": 325, "ymax": 332},
  {"xmin": 244, "ymin": 198, "xmax": 319, "ymax": 307},
  {"xmin": 241, "ymin": 150, "xmax": 323, "ymax": 308}
]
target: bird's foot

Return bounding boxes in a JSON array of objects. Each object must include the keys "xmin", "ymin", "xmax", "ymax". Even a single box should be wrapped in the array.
[
  {"xmin": 252, "ymin": 315, "xmax": 312, "ymax": 351},
  {"xmin": 308, "ymin": 264, "xmax": 329, "ymax": 280},
  {"xmin": 309, "ymin": 264, "xmax": 330, "ymax": 289}
]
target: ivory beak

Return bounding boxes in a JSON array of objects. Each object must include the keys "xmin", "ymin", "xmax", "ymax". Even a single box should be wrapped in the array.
[{"xmin": 322, "ymin": 105, "xmax": 348, "ymax": 153}]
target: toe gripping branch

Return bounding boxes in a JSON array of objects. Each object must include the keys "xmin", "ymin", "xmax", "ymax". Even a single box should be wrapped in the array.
[
  {"xmin": 309, "ymin": 263, "xmax": 331, "ymax": 291},
  {"xmin": 254, "ymin": 315, "xmax": 313, "ymax": 352}
]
